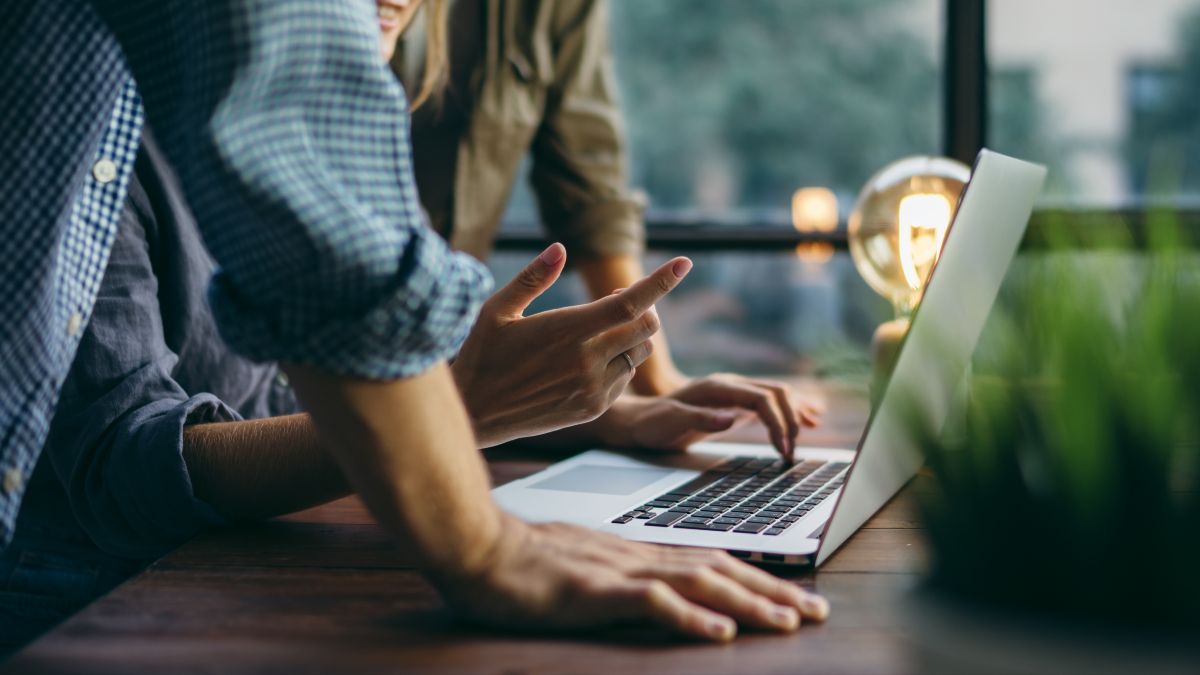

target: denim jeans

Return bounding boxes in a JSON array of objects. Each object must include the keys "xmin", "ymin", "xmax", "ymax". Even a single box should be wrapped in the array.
[{"xmin": 0, "ymin": 523, "xmax": 144, "ymax": 655}]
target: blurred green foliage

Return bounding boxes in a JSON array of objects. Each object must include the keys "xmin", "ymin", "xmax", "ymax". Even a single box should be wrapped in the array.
[
  {"xmin": 610, "ymin": 0, "xmax": 941, "ymax": 208},
  {"xmin": 914, "ymin": 213, "xmax": 1200, "ymax": 628}
]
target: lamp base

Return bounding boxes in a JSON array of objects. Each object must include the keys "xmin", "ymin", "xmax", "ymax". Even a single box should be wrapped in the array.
[{"xmin": 870, "ymin": 317, "xmax": 910, "ymax": 405}]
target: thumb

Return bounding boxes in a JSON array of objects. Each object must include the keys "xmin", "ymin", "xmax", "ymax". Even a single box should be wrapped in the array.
[{"xmin": 488, "ymin": 243, "xmax": 566, "ymax": 317}]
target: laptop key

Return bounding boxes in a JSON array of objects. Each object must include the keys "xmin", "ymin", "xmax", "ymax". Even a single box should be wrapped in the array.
[
  {"xmin": 748, "ymin": 516, "xmax": 777, "ymax": 524},
  {"xmin": 713, "ymin": 517, "xmax": 744, "ymax": 526},
  {"xmin": 611, "ymin": 516, "xmax": 633, "ymax": 524},
  {"xmin": 645, "ymin": 510, "xmax": 690, "ymax": 527},
  {"xmin": 674, "ymin": 471, "xmax": 729, "ymax": 494},
  {"xmin": 643, "ymin": 500, "xmax": 677, "ymax": 509},
  {"xmin": 681, "ymin": 517, "xmax": 712, "ymax": 526},
  {"xmin": 674, "ymin": 522, "xmax": 732, "ymax": 531},
  {"xmin": 764, "ymin": 527, "xmax": 786, "ymax": 536},
  {"xmin": 734, "ymin": 522, "xmax": 769, "ymax": 534}
]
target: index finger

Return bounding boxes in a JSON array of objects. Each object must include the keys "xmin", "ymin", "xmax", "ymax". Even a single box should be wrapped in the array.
[{"xmin": 577, "ymin": 257, "xmax": 692, "ymax": 334}]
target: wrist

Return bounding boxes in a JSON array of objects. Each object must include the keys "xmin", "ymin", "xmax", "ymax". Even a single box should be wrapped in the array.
[
  {"xmin": 427, "ymin": 510, "xmax": 523, "ymax": 601},
  {"xmin": 595, "ymin": 400, "xmax": 636, "ymax": 448},
  {"xmin": 448, "ymin": 360, "xmax": 496, "ymax": 447},
  {"xmin": 632, "ymin": 362, "xmax": 689, "ymax": 396}
]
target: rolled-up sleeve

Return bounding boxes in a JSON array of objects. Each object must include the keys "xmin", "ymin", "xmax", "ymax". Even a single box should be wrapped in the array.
[
  {"xmin": 42, "ymin": 191, "xmax": 233, "ymax": 559},
  {"xmin": 52, "ymin": 372, "xmax": 233, "ymax": 560},
  {"xmin": 531, "ymin": 0, "xmax": 646, "ymax": 260},
  {"xmin": 93, "ymin": 0, "xmax": 491, "ymax": 379}
]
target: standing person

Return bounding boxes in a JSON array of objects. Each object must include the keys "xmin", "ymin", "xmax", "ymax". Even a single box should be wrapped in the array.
[
  {"xmin": 392, "ymin": 0, "xmax": 821, "ymax": 456},
  {"xmin": 0, "ymin": 0, "xmax": 827, "ymax": 650}
]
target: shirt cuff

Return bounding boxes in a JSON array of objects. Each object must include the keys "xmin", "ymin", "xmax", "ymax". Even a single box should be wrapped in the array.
[
  {"xmin": 210, "ymin": 229, "xmax": 493, "ymax": 380},
  {"xmin": 98, "ymin": 395, "xmax": 234, "ymax": 559}
]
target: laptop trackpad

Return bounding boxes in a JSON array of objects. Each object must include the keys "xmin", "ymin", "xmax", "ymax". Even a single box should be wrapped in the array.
[{"xmin": 528, "ymin": 465, "xmax": 675, "ymax": 496}]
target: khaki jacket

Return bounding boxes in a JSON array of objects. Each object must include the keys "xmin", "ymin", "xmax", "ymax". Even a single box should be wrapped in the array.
[{"xmin": 394, "ymin": 0, "xmax": 645, "ymax": 261}]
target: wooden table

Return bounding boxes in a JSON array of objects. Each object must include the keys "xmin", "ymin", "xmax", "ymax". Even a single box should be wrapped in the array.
[{"xmin": 4, "ymin": 380, "xmax": 928, "ymax": 674}]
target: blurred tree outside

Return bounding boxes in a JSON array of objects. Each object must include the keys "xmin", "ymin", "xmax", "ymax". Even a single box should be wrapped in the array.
[{"xmin": 609, "ymin": 0, "xmax": 941, "ymax": 212}]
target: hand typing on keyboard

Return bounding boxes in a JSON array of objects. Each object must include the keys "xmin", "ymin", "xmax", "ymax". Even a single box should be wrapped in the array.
[{"xmin": 574, "ymin": 376, "xmax": 821, "ymax": 460}]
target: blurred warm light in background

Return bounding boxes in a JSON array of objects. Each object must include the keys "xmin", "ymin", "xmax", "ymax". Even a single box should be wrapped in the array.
[{"xmin": 791, "ymin": 187, "xmax": 839, "ymax": 263}]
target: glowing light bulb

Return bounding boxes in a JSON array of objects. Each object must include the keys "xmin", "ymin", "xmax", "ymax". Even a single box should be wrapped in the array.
[
  {"xmin": 848, "ymin": 156, "xmax": 970, "ymax": 317},
  {"xmin": 897, "ymin": 193, "xmax": 952, "ymax": 290}
]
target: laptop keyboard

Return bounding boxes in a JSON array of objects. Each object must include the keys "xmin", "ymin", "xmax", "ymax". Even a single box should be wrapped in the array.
[{"xmin": 609, "ymin": 457, "xmax": 849, "ymax": 536}]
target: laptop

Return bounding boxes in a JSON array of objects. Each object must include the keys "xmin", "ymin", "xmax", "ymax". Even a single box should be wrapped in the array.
[{"xmin": 494, "ymin": 149, "xmax": 1047, "ymax": 566}]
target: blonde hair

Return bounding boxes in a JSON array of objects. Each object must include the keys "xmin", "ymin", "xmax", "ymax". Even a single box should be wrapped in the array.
[{"xmin": 409, "ymin": 0, "xmax": 448, "ymax": 110}]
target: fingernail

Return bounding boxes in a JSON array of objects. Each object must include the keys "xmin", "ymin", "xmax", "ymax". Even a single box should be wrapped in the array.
[
  {"xmin": 539, "ymin": 243, "xmax": 565, "ymax": 266},
  {"xmin": 671, "ymin": 258, "xmax": 693, "ymax": 279},
  {"xmin": 709, "ymin": 619, "xmax": 735, "ymax": 641},
  {"xmin": 773, "ymin": 606, "xmax": 799, "ymax": 630},
  {"xmin": 801, "ymin": 595, "xmax": 830, "ymax": 621}
]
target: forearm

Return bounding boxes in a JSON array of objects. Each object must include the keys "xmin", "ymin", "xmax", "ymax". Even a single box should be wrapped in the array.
[
  {"xmin": 182, "ymin": 414, "xmax": 351, "ymax": 521},
  {"xmin": 284, "ymin": 362, "xmax": 503, "ymax": 578}
]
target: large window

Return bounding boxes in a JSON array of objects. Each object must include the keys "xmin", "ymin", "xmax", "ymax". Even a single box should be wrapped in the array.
[
  {"xmin": 505, "ymin": 0, "xmax": 944, "ymax": 226},
  {"xmin": 488, "ymin": 1, "xmax": 1200, "ymax": 379},
  {"xmin": 494, "ymin": 0, "xmax": 942, "ymax": 377},
  {"xmin": 988, "ymin": 0, "xmax": 1200, "ymax": 206}
]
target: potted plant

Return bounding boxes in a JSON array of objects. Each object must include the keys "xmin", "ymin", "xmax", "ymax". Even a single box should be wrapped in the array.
[{"xmin": 904, "ymin": 218, "xmax": 1200, "ymax": 673}]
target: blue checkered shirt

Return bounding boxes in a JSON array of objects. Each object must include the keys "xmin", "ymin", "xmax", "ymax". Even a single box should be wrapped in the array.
[{"xmin": 0, "ymin": 0, "xmax": 492, "ymax": 545}]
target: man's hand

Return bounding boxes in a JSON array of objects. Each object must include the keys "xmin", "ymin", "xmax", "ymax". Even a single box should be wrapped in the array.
[
  {"xmin": 289, "ymin": 363, "xmax": 829, "ymax": 643},
  {"xmin": 452, "ymin": 244, "xmax": 692, "ymax": 447},
  {"xmin": 434, "ymin": 515, "xmax": 829, "ymax": 642},
  {"xmin": 581, "ymin": 375, "xmax": 824, "ymax": 457}
]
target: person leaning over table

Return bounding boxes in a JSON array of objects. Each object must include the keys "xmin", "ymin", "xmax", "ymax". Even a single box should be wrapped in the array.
[
  {"xmin": 390, "ymin": 0, "xmax": 822, "ymax": 448},
  {"xmin": 0, "ymin": 0, "xmax": 827, "ymax": 652},
  {"xmin": 1, "ymin": 126, "xmax": 807, "ymax": 651},
  {"xmin": 0, "ymin": 4, "xmax": 818, "ymax": 643}
]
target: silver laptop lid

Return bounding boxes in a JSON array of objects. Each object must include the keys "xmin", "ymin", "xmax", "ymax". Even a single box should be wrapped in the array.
[{"xmin": 814, "ymin": 150, "xmax": 1047, "ymax": 566}]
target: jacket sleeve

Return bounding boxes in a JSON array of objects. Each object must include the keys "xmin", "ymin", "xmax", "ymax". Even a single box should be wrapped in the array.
[
  {"xmin": 42, "ymin": 188, "xmax": 234, "ymax": 560},
  {"xmin": 529, "ymin": 0, "xmax": 646, "ymax": 260},
  {"xmin": 93, "ymin": 0, "xmax": 491, "ymax": 380}
]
